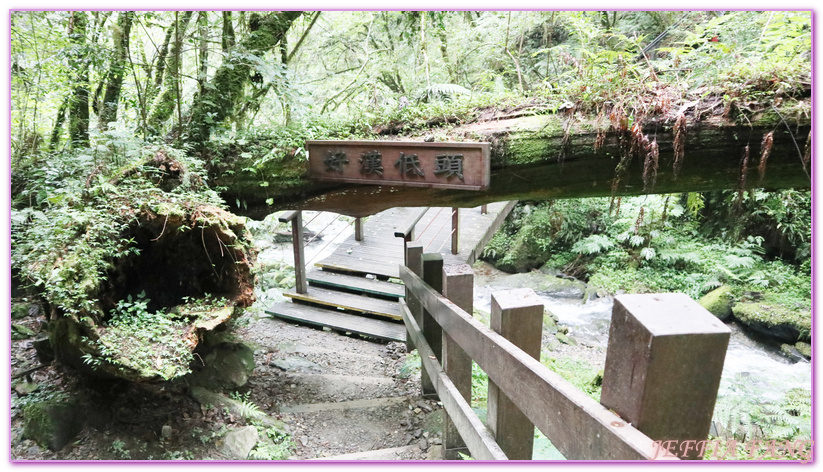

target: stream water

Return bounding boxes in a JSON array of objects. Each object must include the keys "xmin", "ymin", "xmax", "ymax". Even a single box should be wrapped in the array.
[{"xmin": 473, "ymin": 264, "xmax": 812, "ymax": 458}]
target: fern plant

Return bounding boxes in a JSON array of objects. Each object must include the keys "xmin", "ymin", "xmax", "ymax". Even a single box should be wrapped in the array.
[{"xmin": 571, "ymin": 234, "xmax": 615, "ymax": 255}]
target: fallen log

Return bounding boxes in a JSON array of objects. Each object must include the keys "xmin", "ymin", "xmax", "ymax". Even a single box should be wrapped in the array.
[{"xmin": 211, "ymin": 100, "xmax": 811, "ymax": 219}]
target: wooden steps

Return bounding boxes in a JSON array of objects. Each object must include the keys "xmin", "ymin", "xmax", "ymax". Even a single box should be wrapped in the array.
[
  {"xmin": 284, "ymin": 286, "xmax": 402, "ymax": 320},
  {"xmin": 264, "ymin": 302, "xmax": 405, "ymax": 343},
  {"xmin": 314, "ymin": 257, "xmax": 401, "ymax": 279},
  {"xmin": 307, "ymin": 270, "xmax": 404, "ymax": 299}
]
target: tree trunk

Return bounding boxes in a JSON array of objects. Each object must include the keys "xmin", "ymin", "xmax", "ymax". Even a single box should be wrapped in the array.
[
  {"xmin": 146, "ymin": 22, "xmax": 174, "ymax": 103},
  {"xmin": 68, "ymin": 11, "xmax": 89, "ymax": 148},
  {"xmin": 48, "ymin": 95, "xmax": 70, "ymax": 151},
  {"xmin": 99, "ymin": 11, "xmax": 134, "ymax": 130},
  {"xmin": 221, "ymin": 11, "xmax": 235, "ymax": 54},
  {"xmin": 148, "ymin": 11, "xmax": 193, "ymax": 135},
  {"xmin": 210, "ymin": 106, "xmax": 812, "ymax": 219},
  {"xmin": 197, "ymin": 11, "xmax": 208, "ymax": 95},
  {"xmin": 186, "ymin": 11, "xmax": 302, "ymax": 148}
]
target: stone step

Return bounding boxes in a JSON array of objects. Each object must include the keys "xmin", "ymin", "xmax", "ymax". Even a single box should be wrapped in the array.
[
  {"xmin": 281, "ymin": 396, "xmax": 410, "ymax": 414},
  {"xmin": 310, "ymin": 445, "xmax": 425, "ymax": 461}
]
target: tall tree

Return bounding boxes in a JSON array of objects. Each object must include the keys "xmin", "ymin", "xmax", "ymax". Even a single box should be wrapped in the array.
[
  {"xmin": 186, "ymin": 11, "xmax": 302, "ymax": 147},
  {"xmin": 148, "ymin": 11, "xmax": 193, "ymax": 135},
  {"xmin": 68, "ymin": 11, "xmax": 90, "ymax": 148},
  {"xmin": 99, "ymin": 11, "xmax": 134, "ymax": 130}
]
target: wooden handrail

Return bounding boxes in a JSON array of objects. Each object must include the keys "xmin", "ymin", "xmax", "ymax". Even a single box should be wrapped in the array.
[
  {"xmin": 394, "ymin": 207, "xmax": 430, "ymax": 239},
  {"xmin": 278, "ymin": 210, "xmax": 300, "ymax": 223},
  {"xmin": 399, "ymin": 265, "xmax": 675, "ymax": 461}
]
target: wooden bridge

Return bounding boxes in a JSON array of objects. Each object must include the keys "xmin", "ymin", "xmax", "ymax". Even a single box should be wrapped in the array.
[
  {"xmin": 265, "ymin": 202, "xmax": 515, "ymax": 343},
  {"xmin": 264, "ymin": 202, "xmax": 730, "ymax": 461}
]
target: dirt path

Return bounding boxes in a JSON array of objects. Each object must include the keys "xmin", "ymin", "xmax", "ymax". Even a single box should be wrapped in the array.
[{"xmin": 237, "ymin": 313, "xmax": 443, "ymax": 460}]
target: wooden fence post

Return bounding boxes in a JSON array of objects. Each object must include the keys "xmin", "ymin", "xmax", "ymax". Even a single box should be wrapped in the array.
[
  {"xmin": 451, "ymin": 207, "xmax": 459, "ymax": 255},
  {"xmin": 404, "ymin": 242, "xmax": 424, "ymax": 354},
  {"xmin": 600, "ymin": 293, "xmax": 730, "ymax": 460},
  {"xmin": 442, "ymin": 264, "xmax": 474, "ymax": 459},
  {"xmin": 487, "ymin": 288, "xmax": 544, "ymax": 460},
  {"xmin": 420, "ymin": 253, "xmax": 444, "ymax": 399},
  {"xmin": 355, "ymin": 217, "xmax": 364, "ymax": 241},
  {"xmin": 279, "ymin": 211, "xmax": 307, "ymax": 294}
]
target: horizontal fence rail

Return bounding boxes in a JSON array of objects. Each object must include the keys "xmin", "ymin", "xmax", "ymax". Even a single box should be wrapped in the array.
[
  {"xmin": 399, "ymin": 265, "xmax": 675, "ymax": 461},
  {"xmin": 400, "ymin": 299, "xmax": 507, "ymax": 460}
]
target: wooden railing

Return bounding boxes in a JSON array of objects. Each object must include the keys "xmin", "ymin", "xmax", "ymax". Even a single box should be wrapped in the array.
[
  {"xmin": 393, "ymin": 207, "xmax": 430, "ymax": 247},
  {"xmin": 399, "ymin": 244, "xmax": 730, "ymax": 461}
]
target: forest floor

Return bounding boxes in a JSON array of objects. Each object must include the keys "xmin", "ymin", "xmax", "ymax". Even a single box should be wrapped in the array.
[{"xmin": 9, "ymin": 304, "xmax": 443, "ymax": 461}]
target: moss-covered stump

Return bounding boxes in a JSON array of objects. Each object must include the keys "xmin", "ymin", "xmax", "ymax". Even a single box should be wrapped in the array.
[
  {"xmin": 731, "ymin": 301, "xmax": 811, "ymax": 344},
  {"xmin": 699, "ymin": 286, "xmax": 734, "ymax": 321},
  {"xmin": 13, "ymin": 150, "xmax": 257, "ymax": 383}
]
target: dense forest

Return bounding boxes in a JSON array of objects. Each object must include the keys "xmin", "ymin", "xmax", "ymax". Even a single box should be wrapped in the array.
[{"xmin": 10, "ymin": 10, "xmax": 812, "ymax": 461}]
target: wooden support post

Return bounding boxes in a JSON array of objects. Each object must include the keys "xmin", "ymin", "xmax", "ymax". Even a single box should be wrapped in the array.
[
  {"xmin": 404, "ymin": 242, "xmax": 424, "ymax": 354},
  {"xmin": 421, "ymin": 253, "xmax": 444, "ymax": 399},
  {"xmin": 279, "ymin": 211, "xmax": 307, "ymax": 294},
  {"xmin": 481, "ymin": 204, "xmax": 488, "ymax": 214},
  {"xmin": 441, "ymin": 264, "xmax": 474, "ymax": 459},
  {"xmin": 487, "ymin": 288, "xmax": 544, "ymax": 460},
  {"xmin": 355, "ymin": 217, "xmax": 364, "ymax": 241},
  {"xmin": 600, "ymin": 293, "xmax": 730, "ymax": 460},
  {"xmin": 451, "ymin": 207, "xmax": 459, "ymax": 255}
]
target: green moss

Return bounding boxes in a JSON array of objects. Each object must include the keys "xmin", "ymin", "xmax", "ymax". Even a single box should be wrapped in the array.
[
  {"xmin": 794, "ymin": 342, "xmax": 811, "ymax": 359},
  {"xmin": 22, "ymin": 396, "xmax": 83, "ymax": 451},
  {"xmin": 732, "ymin": 301, "xmax": 810, "ymax": 343},
  {"xmin": 699, "ymin": 286, "xmax": 733, "ymax": 321},
  {"xmin": 12, "ymin": 302, "xmax": 30, "ymax": 319}
]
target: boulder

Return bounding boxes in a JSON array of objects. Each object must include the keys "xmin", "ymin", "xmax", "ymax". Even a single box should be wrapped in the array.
[
  {"xmin": 220, "ymin": 426, "xmax": 259, "ymax": 459},
  {"xmin": 699, "ymin": 286, "xmax": 733, "ymax": 321},
  {"xmin": 732, "ymin": 301, "xmax": 810, "ymax": 343},
  {"xmin": 11, "ymin": 302, "xmax": 32, "ymax": 320},
  {"xmin": 186, "ymin": 342, "xmax": 255, "ymax": 390},
  {"xmin": 487, "ymin": 271, "xmax": 586, "ymax": 299},
  {"xmin": 795, "ymin": 342, "xmax": 811, "ymax": 359},
  {"xmin": 22, "ymin": 397, "xmax": 85, "ymax": 451}
]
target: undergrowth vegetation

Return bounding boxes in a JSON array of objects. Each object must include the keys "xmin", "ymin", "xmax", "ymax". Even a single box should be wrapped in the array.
[{"xmin": 483, "ymin": 190, "xmax": 810, "ymax": 314}]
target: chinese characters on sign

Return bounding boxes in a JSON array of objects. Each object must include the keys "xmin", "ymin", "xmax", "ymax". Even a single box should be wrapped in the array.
[
  {"xmin": 395, "ymin": 152, "xmax": 424, "ymax": 177},
  {"xmin": 323, "ymin": 150, "xmax": 348, "ymax": 174},
  {"xmin": 307, "ymin": 140, "xmax": 489, "ymax": 190}
]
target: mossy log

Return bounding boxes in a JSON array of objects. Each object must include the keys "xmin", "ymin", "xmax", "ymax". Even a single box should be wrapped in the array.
[
  {"xmin": 214, "ymin": 103, "xmax": 811, "ymax": 219},
  {"xmin": 18, "ymin": 153, "xmax": 257, "ymax": 382}
]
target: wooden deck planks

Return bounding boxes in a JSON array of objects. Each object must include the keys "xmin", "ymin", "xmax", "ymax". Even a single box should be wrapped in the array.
[
  {"xmin": 284, "ymin": 286, "xmax": 402, "ymax": 320},
  {"xmin": 315, "ymin": 257, "xmax": 402, "ymax": 279},
  {"xmin": 265, "ymin": 302, "xmax": 406, "ymax": 342},
  {"xmin": 315, "ymin": 202, "xmax": 515, "ymax": 278},
  {"xmin": 307, "ymin": 270, "xmax": 405, "ymax": 299}
]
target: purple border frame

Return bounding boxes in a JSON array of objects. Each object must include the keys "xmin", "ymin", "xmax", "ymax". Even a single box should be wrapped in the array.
[{"xmin": 5, "ymin": 7, "xmax": 817, "ymax": 467}]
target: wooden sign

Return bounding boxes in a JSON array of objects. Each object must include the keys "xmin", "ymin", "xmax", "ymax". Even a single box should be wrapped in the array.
[{"xmin": 307, "ymin": 140, "xmax": 490, "ymax": 191}]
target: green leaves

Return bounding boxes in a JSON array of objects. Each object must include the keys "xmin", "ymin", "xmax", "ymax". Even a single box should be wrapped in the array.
[{"xmin": 571, "ymin": 234, "xmax": 615, "ymax": 255}]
